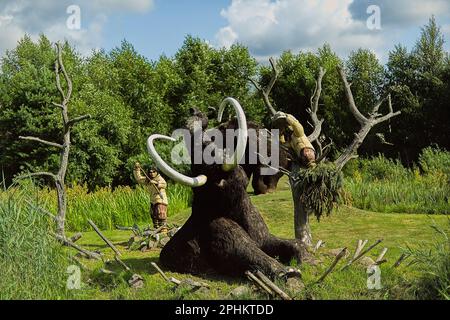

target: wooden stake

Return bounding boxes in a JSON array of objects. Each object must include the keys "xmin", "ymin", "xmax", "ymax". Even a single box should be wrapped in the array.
[
  {"xmin": 313, "ymin": 240, "xmax": 325, "ymax": 253},
  {"xmin": 114, "ymin": 255, "xmax": 131, "ymax": 271},
  {"xmin": 255, "ymin": 270, "xmax": 292, "ymax": 301},
  {"xmin": 245, "ymin": 271, "xmax": 274, "ymax": 296},
  {"xmin": 88, "ymin": 219, "xmax": 122, "ymax": 257},
  {"xmin": 341, "ymin": 239, "xmax": 383, "ymax": 271},
  {"xmin": 169, "ymin": 277, "xmax": 181, "ymax": 285},
  {"xmin": 393, "ymin": 253, "xmax": 410, "ymax": 268},
  {"xmin": 317, "ymin": 247, "xmax": 347, "ymax": 283},
  {"xmin": 376, "ymin": 248, "xmax": 388, "ymax": 263},
  {"xmin": 70, "ymin": 232, "xmax": 82, "ymax": 243},
  {"xmin": 353, "ymin": 240, "xmax": 368, "ymax": 260},
  {"xmin": 151, "ymin": 262, "xmax": 170, "ymax": 282}
]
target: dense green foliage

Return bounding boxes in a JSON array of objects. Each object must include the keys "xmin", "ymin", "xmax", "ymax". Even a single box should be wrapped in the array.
[
  {"xmin": 343, "ymin": 148, "xmax": 450, "ymax": 214},
  {"xmin": 0, "ymin": 17, "xmax": 448, "ymax": 190}
]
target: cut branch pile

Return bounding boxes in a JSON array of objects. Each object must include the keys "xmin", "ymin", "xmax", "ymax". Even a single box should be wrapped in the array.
[{"xmin": 120, "ymin": 224, "xmax": 181, "ymax": 252}]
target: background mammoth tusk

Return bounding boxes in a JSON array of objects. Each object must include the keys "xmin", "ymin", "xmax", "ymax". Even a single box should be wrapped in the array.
[
  {"xmin": 217, "ymin": 97, "xmax": 248, "ymax": 172},
  {"xmin": 146, "ymin": 134, "xmax": 207, "ymax": 187}
]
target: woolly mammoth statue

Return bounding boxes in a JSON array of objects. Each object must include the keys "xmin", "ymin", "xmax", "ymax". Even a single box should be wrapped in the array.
[
  {"xmin": 191, "ymin": 107, "xmax": 289, "ymax": 195},
  {"xmin": 147, "ymin": 98, "xmax": 308, "ymax": 279}
]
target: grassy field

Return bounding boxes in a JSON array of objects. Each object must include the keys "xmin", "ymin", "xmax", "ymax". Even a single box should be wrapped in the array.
[{"xmin": 65, "ymin": 178, "xmax": 449, "ymax": 300}]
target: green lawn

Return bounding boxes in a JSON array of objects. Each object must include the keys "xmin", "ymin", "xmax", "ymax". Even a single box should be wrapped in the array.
[{"xmin": 69, "ymin": 178, "xmax": 448, "ymax": 300}]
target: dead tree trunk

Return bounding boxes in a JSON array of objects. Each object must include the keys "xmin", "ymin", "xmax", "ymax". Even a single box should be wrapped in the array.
[{"xmin": 18, "ymin": 43, "xmax": 91, "ymax": 237}]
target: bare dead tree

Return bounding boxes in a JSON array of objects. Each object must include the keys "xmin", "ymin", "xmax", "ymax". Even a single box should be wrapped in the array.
[
  {"xmin": 18, "ymin": 43, "xmax": 91, "ymax": 237},
  {"xmin": 334, "ymin": 66, "xmax": 401, "ymax": 170},
  {"xmin": 249, "ymin": 58, "xmax": 402, "ymax": 246}
]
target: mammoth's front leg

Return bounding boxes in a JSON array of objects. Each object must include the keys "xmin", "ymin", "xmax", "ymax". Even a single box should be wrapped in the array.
[
  {"xmin": 262, "ymin": 235, "xmax": 308, "ymax": 265},
  {"xmin": 204, "ymin": 217, "xmax": 290, "ymax": 279}
]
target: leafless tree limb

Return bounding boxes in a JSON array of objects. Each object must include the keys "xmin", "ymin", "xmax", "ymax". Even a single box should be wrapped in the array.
[
  {"xmin": 68, "ymin": 114, "xmax": 91, "ymax": 127},
  {"xmin": 307, "ymin": 67, "xmax": 326, "ymax": 144},
  {"xmin": 19, "ymin": 136, "xmax": 63, "ymax": 149},
  {"xmin": 249, "ymin": 57, "xmax": 279, "ymax": 115}
]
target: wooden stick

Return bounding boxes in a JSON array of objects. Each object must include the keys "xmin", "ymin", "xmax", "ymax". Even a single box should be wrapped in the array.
[
  {"xmin": 55, "ymin": 234, "xmax": 101, "ymax": 260},
  {"xmin": 255, "ymin": 270, "xmax": 292, "ymax": 301},
  {"xmin": 353, "ymin": 240, "xmax": 368, "ymax": 260},
  {"xmin": 114, "ymin": 255, "xmax": 131, "ymax": 271},
  {"xmin": 88, "ymin": 219, "xmax": 121, "ymax": 257},
  {"xmin": 393, "ymin": 253, "xmax": 410, "ymax": 268},
  {"xmin": 169, "ymin": 277, "xmax": 181, "ymax": 285},
  {"xmin": 313, "ymin": 240, "xmax": 325, "ymax": 253},
  {"xmin": 374, "ymin": 259, "xmax": 387, "ymax": 266},
  {"xmin": 100, "ymin": 268, "xmax": 116, "ymax": 275},
  {"xmin": 245, "ymin": 271, "xmax": 274, "ymax": 296},
  {"xmin": 151, "ymin": 262, "xmax": 170, "ymax": 282},
  {"xmin": 70, "ymin": 232, "xmax": 82, "ymax": 243},
  {"xmin": 317, "ymin": 247, "xmax": 347, "ymax": 283},
  {"xmin": 376, "ymin": 248, "xmax": 388, "ymax": 263},
  {"xmin": 341, "ymin": 239, "xmax": 383, "ymax": 271}
]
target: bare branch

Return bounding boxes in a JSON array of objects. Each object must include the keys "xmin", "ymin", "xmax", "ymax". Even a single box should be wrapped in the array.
[
  {"xmin": 307, "ymin": 67, "xmax": 326, "ymax": 143},
  {"xmin": 67, "ymin": 114, "xmax": 91, "ymax": 127},
  {"xmin": 52, "ymin": 102, "xmax": 64, "ymax": 109},
  {"xmin": 56, "ymin": 42, "xmax": 73, "ymax": 105},
  {"xmin": 249, "ymin": 57, "xmax": 280, "ymax": 116},
  {"xmin": 15, "ymin": 171, "xmax": 57, "ymax": 181},
  {"xmin": 19, "ymin": 136, "xmax": 63, "ymax": 149},
  {"xmin": 337, "ymin": 66, "xmax": 368, "ymax": 125}
]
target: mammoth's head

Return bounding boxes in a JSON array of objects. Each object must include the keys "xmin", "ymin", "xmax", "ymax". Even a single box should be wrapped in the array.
[{"xmin": 146, "ymin": 97, "xmax": 248, "ymax": 188}]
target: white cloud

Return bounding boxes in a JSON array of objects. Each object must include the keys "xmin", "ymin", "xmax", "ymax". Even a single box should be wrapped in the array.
[
  {"xmin": 0, "ymin": 0, "xmax": 154, "ymax": 57},
  {"xmin": 216, "ymin": 0, "xmax": 450, "ymax": 62}
]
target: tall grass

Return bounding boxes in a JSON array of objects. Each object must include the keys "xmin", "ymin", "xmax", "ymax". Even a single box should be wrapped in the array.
[
  {"xmin": 342, "ymin": 151, "xmax": 450, "ymax": 214},
  {"xmin": 3, "ymin": 182, "xmax": 193, "ymax": 231},
  {"xmin": 0, "ymin": 187, "xmax": 71, "ymax": 299},
  {"xmin": 406, "ymin": 220, "xmax": 450, "ymax": 300}
]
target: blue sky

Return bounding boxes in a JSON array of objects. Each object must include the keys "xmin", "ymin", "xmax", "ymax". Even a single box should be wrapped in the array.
[
  {"xmin": 102, "ymin": 0, "xmax": 230, "ymax": 59},
  {"xmin": 0, "ymin": 0, "xmax": 449, "ymax": 63}
]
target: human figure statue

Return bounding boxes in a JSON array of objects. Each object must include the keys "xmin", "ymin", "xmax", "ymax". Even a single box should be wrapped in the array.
[
  {"xmin": 272, "ymin": 112, "xmax": 316, "ymax": 245},
  {"xmin": 272, "ymin": 112, "xmax": 316, "ymax": 168},
  {"xmin": 134, "ymin": 162, "xmax": 169, "ymax": 232}
]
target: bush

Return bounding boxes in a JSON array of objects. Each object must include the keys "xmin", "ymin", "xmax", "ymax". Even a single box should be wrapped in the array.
[
  {"xmin": 0, "ymin": 187, "xmax": 72, "ymax": 299},
  {"xmin": 346, "ymin": 155, "xmax": 410, "ymax": 181},
  {"xmin": 419, "ymin": 147, "xmax": 450, "ymax": 178},
  {"xmin": 343, "ymin": 150, "xmax": 450, "ymax": 214}
]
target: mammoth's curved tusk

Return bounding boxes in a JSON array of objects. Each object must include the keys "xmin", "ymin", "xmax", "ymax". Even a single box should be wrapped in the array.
[
  {"xmin": 217, "ymin": 97, "xmax": 248, "ymax": 171},
  {"xmin": 147, "ymin": 134, "xmax": 207, "ymax": 187}
]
